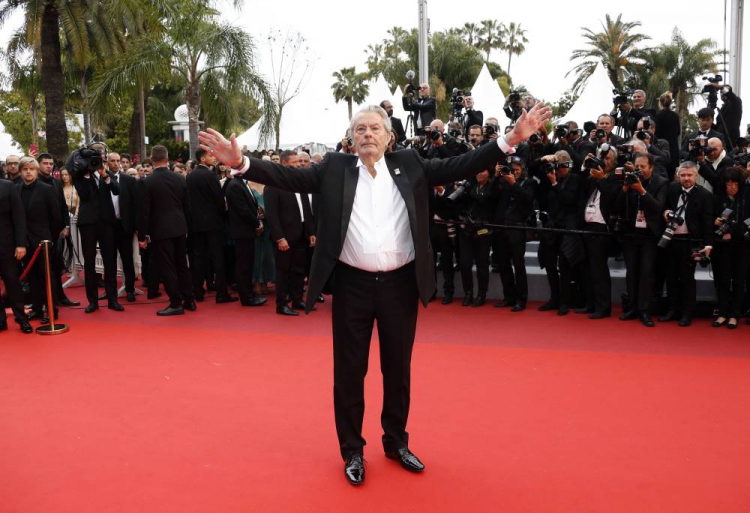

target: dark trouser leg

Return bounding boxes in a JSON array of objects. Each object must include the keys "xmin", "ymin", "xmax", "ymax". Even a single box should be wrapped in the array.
[
  {"xmin": 274, "ymin": 245, "xmax": 291, "ymax": 307},
  {"xmin": 114, "ymin": 221, "xmax": 135, "ymax": 293},
  {"xmin": 190, "ymin": 232, "xmax": 208, "ymax": 298},
  {"xmin": 79, "ymin": 225, "xmax": 99, "ymax": 304},
  {"xmin": 208, "ymin": 230, "xmax": 229, "ymax": 298},
  {"xmin": 97, "ymin": 223, "xmax": 118, "ymax": 301},
  {"xmin": 508, "ymin": 231, "xmax": 528, "ymax": 304},
  {"xmin": 458, "ymin": 233, "xmax": 475, "ymax": 295},
  {"xmin": 234, "ymin": 239, "xmax": 256, "ymax": 303},
  {"xmin": 637, "ymin": 242, "xmax": 657, "ymax": 312},
  {"xmin": 437, "ymin": 224, "xmax": 456, "ymax": 295},
  {"xmin": 729, "ymin": 245, "xmax": 750, "ymax": 318},
  {"xmin": 172, "ymin": 235, "xmax": 192, "ymax": 302},
  {"xmin": 288, "ymin": 241, "xmax": 307, "ymax": 304},
  {"xmin": 669, "ymin": 240, "xmax": 696, "ymax": 315},
  {"xmin": 623, "ymin": 242, "xmax": 640, "ymax": 313},
  {"xmin": 474, "ymin": 235, "xmax": 491, "ymax": 296},
  {"xmin": 559, "ymin": 252, "xmax": 573, "ymax": 307},
  {"xmin": 0, "ymin": 254, "xmax": 28, "ymax": 323},
  {"xmin": 540, "ymin": 240, "xmax": 560, "ymax": 304},
  {"xmin": 584, "ymin": 226, "xmax": 611, "ymax": 314},
  {"xmin": 497, "ymin": 231, "xmax": 517, "ymax": 302},
  {"xmin": 332, "ymin": 263, "xmax": 376, "ymax": 458},
  {"xmin": 376, "ymin": 264, "xmax": 419, "ymax": 453},
  {"xmin": 144, "ymin": 246, "xmax": 160, "ymax": 295},
  {"xmin": 154, "ymin": 238, "xmax": 181, "ymax": 307}
]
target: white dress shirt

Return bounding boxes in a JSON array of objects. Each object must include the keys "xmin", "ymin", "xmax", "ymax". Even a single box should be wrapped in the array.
[
  {"xmin": 674, "ymin": 186, "xmax": 693, "ymax": 235},
  {"xmin": 584, "ymin": 187, "xmax": 606, "ymax": 224},
  {"xmin": 111, "ymin": 171, "xmax": 121, "ymax": 219}
]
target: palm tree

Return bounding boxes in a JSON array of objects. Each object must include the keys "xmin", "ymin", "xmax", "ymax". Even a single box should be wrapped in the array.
[
  {"xmin": 567, "ymin": 14, "xmax": 650, "ymax": 93},
  {"xmin": 462, "ymin": 22, "xmax": 480, "ymax": 47},
  {"xmin": 477, "ymin": 19, "xmax": 505, "ymax": 62},
  {"xmin": 503, "ymin": 22, "xmax": 528, "ymax": 77},
  {"xmin": 331, "ymin": 67, "xmax": 369, "ymax": 120}
]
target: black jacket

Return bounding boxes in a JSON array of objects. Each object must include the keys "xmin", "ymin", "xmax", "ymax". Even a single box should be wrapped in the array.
[
  {"xmin": 459, "ymin": 179, "xmax": 499, "ymax": 224},
  {"xmin": 655, "ymin": 109, "xmax": 681, "ymax": 170},
  {"xmin": 463, "ymin": 109, "xmax": 484, "ymax": 139},
  {"xmin": 680, "ymin": 129, "xmax": 727, "ymax": 160},
  {"xmin": 716, "ymin": 90, "xmax": 743, "ymax": 148},
  {"xmin": 0, "ymin": 179, "xmax": 26, "ymax": 255},
  {"xmin": 615, "ymin": 174, "xmax": 668, "ymax": 237},
  {"xmin": 664, "ymin": 183, "xmax": 714, "ymax": 248},
  {"xmin": 494, "ymin": 175, "xmax": 537, "ymax": 224},
  {"xmin": 234, "ymin": 140, "xmax": 506, "ymax": 312},
  {"xmin": 37, "ymin": 173, "xmax": 69, "ymax": 234},
  {"xmin": 112, "ymin": 171, "xmax": 138, "ymax": 235},
  {"xmin": 581, "ymin": 173, "xmax": 621, "ymax": 225},
  {"xmin": 138, "ymin": 167, "xmax": 189, "ymax": 241},
  {"xmin": 17, "ymin": 180, "xmax": 61, "ymax": 247},
  {"xmin": 225, "ymin": 178, "xmax": 261, "ymax": 240},
  {"xmin": 698, "ymin": 156, "xmax": 735, "ymax": 192},
  {"xmin": 263, "ymin": 187, "xmax": 314, "ymax": 244},
  {"xmin": 402, "ymin": 95, "xmax": 436, "ymax": 133},
  {"xmin": 391, "ymin": 116, "xmax": 406, "ymax": 144},
  {"xmin": 186, "ymin": 164, "xmax": 225, "ymax": 233},
  {"xmin": 547, "ymin": 173, "xmax": 581, "ymax": 229},
  {"xmin": 73, "ymin": 170, "xmax": 120, "ymax": 226},
  {"xmin": 713, "ymin": 188, "xmax": 750, "ymax": 242}
]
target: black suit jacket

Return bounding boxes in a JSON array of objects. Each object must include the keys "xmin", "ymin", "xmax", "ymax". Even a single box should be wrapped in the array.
[
  {"xmin": 186, "ymin": 164, "xmax": 225, "ymax": 233},
  {"xmin": 225, "ymin": 178, "xmax": 261, "ymax": 240},
  {"xmin": 402, "ymin": 96, "xmax": 436, "ymax": 133},
  {"xmin": 698, "ymin": 156, "xmax": 735, "ymax": 192},
  {"xmin": 463, "ymin": 109, "xmax": 484, "ymax": 139},
  {"xmin": 138, "ymin": 167, "xmax": 189, "ymax": 241},
  {"xmin": 263, "ymin": 187, "xmax": 313, "ymax": 244},
  {"xmin": 38, "ymin": 174, "xmax": 69, "ymax": 234},
  {"xmin": 235, "ymin": 140, "xmax": 505, "ymax": 312},
  {"xmin": 391, "ymin": 116, "xmax": 406, "ymax": 144},
  {"xmin": 73, "ymin": 170, "xmax": 120, "ymax": 226},
  {"xmin": 615, "ymin": 174, "xmax": 668, "ymax": 237},
  {"xmin": 664, "ymin": 183, "xmax": 714, "ymax": 248},
  {"xmin": 0, "ymin": 179, "xmax": 26, "ymax": 255},
  {"xmin": 17, "ymin": 180, "xmax": 61, "ymax": 247},
  {"xmin": 112, "ymin": 172, "xmax": 138, "ymax": 235}
]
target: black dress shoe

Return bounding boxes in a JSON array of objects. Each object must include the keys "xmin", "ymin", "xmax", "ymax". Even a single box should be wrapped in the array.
[
  {"xmin": 471, "ymin": 295, "xmax": 486, "ymax": 307},
  {"xmin": 317, "ymin": 294, "xmax": 325, "ymax": 303},
  {"xmin": 344, "ymin": 453, "xmax": 365, "ymax": 485},
  {"xmin": 678, "ymin": 316, "xmax": 692, "ymax": 327},
  {"xmin": 126, "ymin": 291, "xmax": 136, "ymax": 302},
  {"xmin": 85, "ymin": 303, "xmax": 99, "ymax": 314},
  {"xmin": 557, "ymin": 306, "xmax": 570, "ymax": 316},
  {"xmin": 385, "ymin": 447, "xmax": 425, "ymax": 473},
  {"xmin": 183, "ymin": 301, "xmax": 197, "ymax": 312},
  {"xmin": 108, "ymin": 302, "xmax": 124, "ymax": 312},
  {"xmin": 157, "ymin": 306, "xmax": 184, "ymax": 316},
  {"xmin": 538, "ymin": 302, "xmax": 559, "ymax": 311},
  {"xmin": 59, "ymin": 297, "xmax": 80, "ymax": 307},
  {"xmin": 241, "ymin": 296, "xmax": 268, "ymax": 307},
  {"xmin": 293, "ymin": 301, "xmax": 315, "ymax": 311},
  {"xmin": 462, "ymin": 294, "xmax": 473, "ymax": 307},
  {"xmin": 216, "ymin": 295, "xmax": 239, "ymax": 304},
  {"xmin": 658, "ymin": 310, "xmax": 679, "ymax": 322},
  {"xmin": 588, "ymin": 311, "xmax": 610, "ymax": 320},
  {"xmin": 619, "ymin": 310, "xmax": 638, "ymax": 321},
  {"xmin": 147, "ymin": 292, "xmax": 163, "ymax": 300},
  {"xmin": 639, "ymin": 313, "xmax": 655, "ymax": 327},
  {"xmin": 575, "ymin": 306, "xmax": 594, "ymax": 314},
  {"xmin": 494, "ymin": 299, "xmax": 515, "ymax": 308},
  {"xmin": 441, "ymin": 294, "xmax": 454, "ymax": 305},
  {"xmin": 276, "ymin": 305, "xmax": 299, "ymax": 316},
  {"xmin": 19, "ymin": 321, "xmax": 33, "ymax": 334},
  {"xmin": 511, "ymin": 303, "xmax": 526, "ymax": 312}
]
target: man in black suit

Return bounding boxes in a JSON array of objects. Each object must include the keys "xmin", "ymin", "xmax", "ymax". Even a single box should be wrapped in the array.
[
  {"xmin": 658, "ymin": 161, "xmax": 714, "ymax": 327},
  {"xmin": 186, "ymin": 149, "xmax": 236, "ymax": 303},
  {"xmin": 461, "ymin": 95, "xmax": 483, "ymax": 140},
  {"xmin": 138, "ymin": 146, "xmax": 195, "ymax": 316},
  {"xmin": 17, "ymin": 157, "xmax": 62, "ymax": 322},
  {"xmin": 716, "ymin": 85, "xmax": 743, "ymax": 149},
  {"xmin": 0, "ymin": 177, "xmax": 32, "ymax": 333},
  {"xmin": 69, "ymin": 144, "xmax": 124, "ymax": 313},
  {"xmin": 380, "ymin": 100, "xmax": 406, "ymax": 144},
  {"xmin": 615, "ymin": 153, "xmax": 668, "ymax": 327},
  {"xmin": 199, "ymin": 102, "xmax": 551, "ymax": 485},
  {"xmin": 4, "ymin": 154, "xmax": 22, "ymax": 183},
  {"xmin": 225, "ymin": 175, "xmax": 267, "ymax": 307},
  {"xmin": 263, "ymin": 150, "xmax": 315, "ymax": 316},
  {"xmin": 106, "ymin": 152, "xmax": 139, "ymax": 303},
  {"xmin": 697, "ymin": 137, "xmax": 734, "ymax": 193},
  {"xmin": 402, "ymin": 83, "xmax": 436, "ymax": 136},
  {"xmin": 680, "ymin": 108, "xmax": 727, "ymax": 160}
]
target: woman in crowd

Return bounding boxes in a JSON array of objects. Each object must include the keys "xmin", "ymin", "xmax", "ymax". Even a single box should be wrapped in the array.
[
  {"xmin": 250, "ymin": 180, "xmax": 276, "ymax": 295},
  {"xmin": 655, "ymin": 91, "xmax": 681, "ymax": 172}
]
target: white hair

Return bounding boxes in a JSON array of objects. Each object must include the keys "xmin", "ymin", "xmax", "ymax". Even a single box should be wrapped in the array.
[
  {"xmin": 261, "ymin": 155, "xmax": 271, "ymax": 161},
  {"xmin": 349, "ymin": 105, "xmax": 392, "ymax": 136}
]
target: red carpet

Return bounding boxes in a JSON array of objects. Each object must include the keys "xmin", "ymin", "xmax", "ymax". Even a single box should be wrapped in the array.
[{"xmin": 1, "ymin": 284, "xmax": 750, "ymax": 512}]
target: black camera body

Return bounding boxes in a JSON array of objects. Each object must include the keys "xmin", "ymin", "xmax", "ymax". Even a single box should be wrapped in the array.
[
  {"xmin": 691, "ymin": 248, "xmax": 711, "ymax": 267},
  {"xmin": 554, "ymin": 124, "xmax": 569, "ymax": 138},
  {"xmin": 613, "ymin": 89, "xmax": 632, "ymax": 106},
  {"xmin": 624, "ymin": 171, "xmax": 644, "ymax": 186},
  {"xmin": 584, "ymin": 156, "xmax": 604, "ymax": 170},
  {"xmin": 529, "ymin": 133, "xmax": 541, "ymax": 144},
  {"xmin": 714, "ymin": 208, "xmax": 733, "ymax": 238},
  {"xmin": 451, "ymin": 88, "xmax": 469, "ymax": 107},
  {"xmin": 635, "ymin": 130, "xmax": 651, "ymax": 142},
  {"xmin": 733, "ymin": 152, "xmax": 750, "ymax": 167},
  {"xmin": 592, "ymin": 128, "xmax": 607, "ymax": 141}
]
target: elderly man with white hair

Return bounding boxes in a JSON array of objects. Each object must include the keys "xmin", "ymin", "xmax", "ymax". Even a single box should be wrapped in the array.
[
  {"xmin": 402, "ymin": 82, "xmax": 436, "ymax": 136},
  {"xmin": 199, "ymin": 102, "xmax": 552, "ymax": 485}
]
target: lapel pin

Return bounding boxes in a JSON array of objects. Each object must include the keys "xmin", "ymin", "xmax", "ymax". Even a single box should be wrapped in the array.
[{"xmin": 394, "ymin": 168, "xmax": 401, "ymax": 175}]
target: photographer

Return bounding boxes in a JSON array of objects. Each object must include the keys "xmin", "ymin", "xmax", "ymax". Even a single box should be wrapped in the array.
[
  {"xmin": 430, "ymin": 182, "xmax": 459, "ymax": 304},
  {"xmin": 654, "ymin": 92, "xmax": 682, "ymax": 171},
  {"xmin": 492, "ymin": 157, "xmax": 537, "ymax": 311},
  {"xmin": 545, "ymin": 122, "xmax": 584, "ymax": 172},
  {"xmin": 424, "ymin": 120, "xmax": 465, "ymax": 159},
  {"xmin": 658, "ymin": 161, "xmax": 714, "ymax": 327},
  {"xmin": 715, "ymin": 85, "xmax": 743, "ymax": 149},
  {"xmin": 337, "ymin": 130, "xmax": 357, "ymax": 155},
  {"xmin": 634, "ymin": 117, "xmax": 670, "ymax": 176},
  {"xmin": 593, "ymin": 114, "xmax": 626, "ymax": 146},
  {"xmin": 696, "ymin": 137, "xmax": 734, "ymax": 193},
  {"xmin": 710, "ymin": 168, "xmax": 749, "ymax": 329},
  {"xmin": 460, "ymin": 95, "xmax": 483, "ymax": 140},
  {"xmin": 503, "ymin": 91, "xmax": 528, "ymax": 123},
  {"xmin": 614, "ymin": 153, "xmax": 667, "ymax": 327},
  {"xmin": 611, "ymin": 90, "xmax": 651, "ymax": 138},
  {"xmin": 402, "ymin": 82, "xmax": 436, "ymax": 135},
  {"xmin": 468, "ymin": 124, "xmax": 484, "ymax": 148},
  {"xmin": 681, "ymin": 108, "xmax": 727, "ymax": 160}
]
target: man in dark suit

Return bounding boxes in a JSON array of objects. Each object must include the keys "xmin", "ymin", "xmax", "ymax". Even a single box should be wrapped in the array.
[
  {"xmin": 402, "ymin": 83, "xmax": 436, "ymax": 136},
  {"xmin": 199, "ymin": 102, "xmax": 551, "ymax": 485},
  {"xmin": 138, "ymin": 146, "xmax": 195, "ymax": 316},
  {"xmin": 615, "ymin": 153, "xmax": 668, "ymax": 327},
  {"xmin": 658, "ymin": 161, "xmax": 714, "ymax": 327},
  {"xmin": 697, "ymin": 137, "xmax": 735, "ymax": 193},
  {"xmin": 3, "ymin": 154, "xmax": 22, "ymax": 183},
  {"xmin": 461, "ymin": 95, "xmax": 483, "ymax": 140},
  {"xmin": 380, "ymin": 100, "xmax": 406, "ymax": 144},
  {"xmin": 680, "ymin": 108, "xmax": 727, "ymax": 160},
  {"xmin": 69, "ymin": 144, "xmax": 124, "ymax": 313},
  {"xmin": 17, "ymin": 157, "xmax": 62, "ymax": 322},
  {"xmin": 263, "ymin": 150, "xmax": 315, "ymax": 316},
  {"xmin": 225, "ymin": 175, "xmax": 267, "ymax": 307},
  {"xmin": 0, "ymin": 177, "xmax": 32, "ymax": 333},
  {"xmin": 186, "ymin": 149, "xmax": 236, "ymax": 303},
  {"xmin": 106, "ymin": 152, "xmax": 139, "ymax": 303}
]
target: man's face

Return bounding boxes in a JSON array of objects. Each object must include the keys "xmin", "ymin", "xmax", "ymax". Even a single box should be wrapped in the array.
[
  {"xmin": 706, "ymin": 140, "xmax": 723, "ymax": 161},
  {"xmin": 175, "ymin": 167, "xmax": 187, "ymax": 177},
  {"xmin": 464, "ymin": 96, "xmax": 474, "ymax": 109},
  {"xmin": 120, "ymin": 157, "xmax": 130, "ymax": 170},
  {"xmin": 632, "ymin": 91, "xmax": 646, "ymax": 108},
  {"xmin": 271, "ymin": 155, "xmax": 280, "ymax": 164},
  {"xmin": 419, "ymin": 84, "xmax": 430, "ymax": 98},
  {"xmin": 469, "ymin": 128, "xmax": 483, "ymax": 146},
  {"xmin": 108, "ymin": 154, "xmax": 121, "ymax": 173},
  {"xmin": 382, "ymin": 101, "xmax": 393, "ymax": 117},
  {"xmin": 678, "ymin": 167, "xmax": 698, "ymax": 189},
  {"xmin": 5, "ymin": 156, "xmax": 19, "ymax": 176},
  {"xmin": 143, "ymin": 163, "xmax": 153, "ymax": 175},
  {"xmin": 296, "ymin": 154, "xmax": 310, "ymax": 168},
  {"xmin": 21, "ymin": 164, "xmax": 37, "ymax": 184},
  {"xmin": 634, "ymin": 156, "xmax": 653, "ymax": 179},
  {"xmin": 698, "ymin": 116, "xmax": 713, "ymax": 132},
  {"xmin": 511, "ymin": 163, "xmax": 523, "ymax": 179},
  {"xmin": 603, "ymin": 150, "xmax": 616, "ymax": 172},
  {"xmin": 39, "ymin": 158, "xmax": 54, "ymax": 177},
  {"xmin": 202, "ymin": 152, "xmax": 217, "ymax": 167},
  {"xmin": 597, "ymin": 116, "xmax": 613, "ymax": 133},
  {"xmin": 351, "ymin": 112, "xmax": 389, "ymax": 161},
  {"xmin": 476, "ymin": 170, "xmax": 490, "ymax": 183}
]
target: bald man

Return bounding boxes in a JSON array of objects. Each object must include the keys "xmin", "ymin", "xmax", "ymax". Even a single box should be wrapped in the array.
[{"xmin": 696, "ymin": 137, "xmax": 734, "ymax": 193}]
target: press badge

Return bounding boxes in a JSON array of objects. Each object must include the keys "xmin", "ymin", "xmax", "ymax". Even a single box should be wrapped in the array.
[{"xmin": 635, "ymin": 210, "xmax": 647, "ymax": 228}]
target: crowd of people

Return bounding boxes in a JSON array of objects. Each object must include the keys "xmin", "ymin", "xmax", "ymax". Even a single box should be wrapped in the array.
[{"xmin": 0, "ymin": 80, "xmax": 748, "ymax": 333}]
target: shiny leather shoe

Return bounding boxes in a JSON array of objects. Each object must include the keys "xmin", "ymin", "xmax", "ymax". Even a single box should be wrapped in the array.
[
  {"xmin": 658, "ymin": 310, "xmax": 679, "ymax": 322},
  {"xmin": 385, "ymin": 447, "xmax": 425, "ymax": 473},
  {"xmin": 494, "ymin": 299, "xmax": 515, "ymax": 308},
  {"xmin": 108, "ymin": 302, "xmax": 125, "ymax": 312},
  {"xmin": 156, "ymin": 306, "xmax": 184, "ymax": 316},
  {"xmin": 511, "ymin": 303, "xmax": 526, "ymax": 312},
  {"xmin": 588, "ymin": 311, "xmax": 610, "ymax": 320},
  {"xmin": 557, "ymin": 306, "xmax": 570, "ymax": 316},
  {"xmin": 241, "ymin": 296, "xmax": 268, "ymax": 307},
  {"xmin": 316, "ymin": 294, "xmax": 325, "ymax": 303},
  {"xmin": 19, "ymin": 321, "xmax": 33, "ymax": 334},
  {"xmin": 84, "ymin": 303, "xmax": 99, "ymax": 314},
  {"xmin": 619, "ymin": 310, "xmax": 638, "ymax": 321},
  {"xmin": 293, "ymin": 301, "xmax": 315, "ymax": 311},
  {"xmin": 462, "ymin": 294, "xmax": 473, "ymax": 307},
  {"xmin": 538, "ymin": 302, "xmax": 559, "ymax": 312},
  {"xmin": 678, "ymin": 316, "xmax": 692, "ymax": 327},
  {"xmin": 712, "ymin": 317, "xmax": 727, "ymax": 328},
  {"xmin": 472, "ymin": 295, "xmax": 486, "ymax": 307},
  {"xmin": 59, "ymin": 296, "xmax": 80, "ymax": 307},
  {"xmin": 126, "ymin": 291, "xmax": 136, "ymax": 302},
  {"xmin": 147, "ymin": 292, "xmax": 163, "ymax": 300},
  {"xmin": 276, "ymin": 305, "xmax": 299, "ymax": 316},
  {"xmin": 441, "ymin": 294, "xmax": 453, "ymax": 305},
  {"xmin": 640, "ymin": 313, "xmax": 655, "ymax": 327},
  {"xmin": 183, "ymin": 301, "xmax": 197, "ymax": 312},
  {"xmin": 216, "ymin": 295, "xmax": 239, "ymax": 304},
  {"xmin": 344, "ymin": 453, "xmax": 365, "ymax": 485}
]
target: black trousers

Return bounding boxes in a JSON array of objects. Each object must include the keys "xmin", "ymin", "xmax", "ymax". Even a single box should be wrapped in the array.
[
  {"xmin": 274, "ymin": 239, "xmax": 307, "ymax": 307},
  {"xmin": 234, "ymin": 238, "xmax": 257, "ymax": 304},
  {"xmin": 0, "ymin": 253, "xmax": 28, "ymax": 323},
  {"xmin": 665, "ymin": 239, "xmax": 698, "ymax": 316},
  {"xmin": 622, "ymin": 232, "xmax": 658, "ymax": 313},
  {"xmin": 191, "ymin": 230, "xmax": 229, "ymax": 299},
  {"xmin": 79, "ymin": 223, "xmax": 117, "ymax": 304},
  {"xmin": 583, "ymin": 223, "xmax": 612, "ymax": 314},
  {"xmin": 497, "ymin": 227, "xmax": 528, "ymax": 305},
  {"xmin": 113, "ymin": 221, "xmax": 136, "ymax": 293},
  {"xmin": 714, "ymin": 242, "xmax": 750, "ymax": 318},
  {"xmin": 539, "ymin": 237, "xmax": 574, "ymax": 307},
  {"xmin": 141, "ymin": 245, "xmax": 160, "ymax": 296},
  {"xmin": 430, "ymin": 222, "xmax": 455, "ymax": 295},
  {"xmin": 24, "ymin": 243, "xmax": 57, "ymax": 313},
  {"xmin": 332, "ymin": 261, "xmax": 419, "ymax": 459},
  {"xmin": 459, "ymin": 232, "xmax": 491, "ymax": 296},
  {"xmin": 153, "ymin": 235, "xmax": 193, "ymax": 308}
]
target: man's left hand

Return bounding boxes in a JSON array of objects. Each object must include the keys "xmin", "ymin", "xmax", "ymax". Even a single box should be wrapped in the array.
[
  {"xmin": 505, "ymin": 102, "xmax": 553, "ymax": 147},
  {"xmin": 503, "ymin": 174, "xmax": 516, "ymax": 185}
]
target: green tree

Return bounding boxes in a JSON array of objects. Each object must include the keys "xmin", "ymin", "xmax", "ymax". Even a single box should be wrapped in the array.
[
  {"xmin": 331, "ymin": 66, "xmax": 370, "ymax": 120},
  {"xmin": 503, "ymin": 22, "xmax": 528, "ymax": 77},
  {"xmin": 477, "ymin": 19, "xmax": 505, "ymax": 62},
  {"xmin": 461, "ymin": 22, "xmax": 480, "ymax": 47},
  {"xmin": 567, "ymin": 14, "xmax": 650, "ymax": 93}
]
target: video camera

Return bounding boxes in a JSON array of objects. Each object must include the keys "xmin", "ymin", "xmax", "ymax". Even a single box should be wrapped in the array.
[
  {"xmin": 404, "ymin": 70, "xmax": 417, "ymax": 96},
  {"xmin": 688, "ymin": 135, "xmax": 709, "ymax": 158},
  {"xmin": 702, "ymin": 75, "xmax": 722, "ymax": 109},
  {"xmin": 451, "ymin": 88, "xmax": 470, "ymax": 108},
  {"xmin": 507, "ymin": 88, "xmax": 527, "ymax": 105},
  {"xmin": 66, "ymin": 146, "xmax": 106, "ymax": 175}
]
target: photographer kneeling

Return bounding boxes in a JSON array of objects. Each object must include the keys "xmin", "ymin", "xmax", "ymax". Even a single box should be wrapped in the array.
[
  {"xmin": 711, "ymin": 168, "xmax": 749, "ymax": 329},
  {"xmin": 615, "ymin": 153, "xmax": 668, "ymax": 327}
]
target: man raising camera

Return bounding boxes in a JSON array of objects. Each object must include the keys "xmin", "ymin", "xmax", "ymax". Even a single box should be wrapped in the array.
[
  {"xmin": 460, "ymin": 95, "xmax": 483, "ymax": 140},
  {"xmin": 681, "ymin": 108, "xmax": 727, "ymax": 159},
  {"xmin": 402, "ymin": 82, "xmax": 436, "ymax": 136}
]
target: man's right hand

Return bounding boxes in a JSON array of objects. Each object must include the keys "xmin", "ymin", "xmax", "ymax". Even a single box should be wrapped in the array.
[
  {"xmin": 15, "ymin": 247, "xmax": 26, "ymax": 261},
  {"xmin": 591, "ymin": 167, "xmax": 605, "ymax": 180},
  {"xmin": 198, "ymin": 128, "xmax": 244, "ymax": 169},
  {"xmin": 277, "ymin": 239, "xmax": 290, "ymax": 251},
  {"xmin": 547, "ymin": 172, "xmax": 557, "ymax": 185}
]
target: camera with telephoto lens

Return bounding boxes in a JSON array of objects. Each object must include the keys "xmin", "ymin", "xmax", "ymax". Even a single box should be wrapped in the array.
[
  {"xmin": 592, "ymin": 128, "xmax": 607, "ymax": 141},
  {"xmin": 447, "ymin": 180, "xmax": 471, "ymax": 203},
  {"xmin": 635, "ymin": 130, "xmax": 652, "ymax": 142},
  {"xmin": 714, "ymin": 208, "xmax": 734, "ymax": 237},
  {"xmin": 529, "ymin": 133, "xmax": 541, "ymax": 144},
  {"xmin": 66, "ymin": 147, "xmax": 105, "ymax": 174},
  {"xmin": 624, "ymin": 171, "xmax": 644, "ymax": 186},
  {"xmin": 657, "ymin": 213, "xmax": 685, "ymax": 249},
  {"xmin": 507, "ymin": 88, "xmax": 527, "ymax": 105},
  {"xmin": 616, "ymin": 144, "xmax": 635, "ymax": 167},
  {"xmin": 554, "ymin": 124, "xmax": 569, "ymax": 138},
  {"xmin": 583, "ymin": 143, "xmax": 611, "ymax": 170},
  {"xmin": 613, "ymin": 89, "xmax": 632, "ymax": 106},
  {"xmin": 691, "ymin": 248, "xmax": 711, "ymax": 267},
  {"xmin": 483, "ymin": 123, "xmax": 499, "ymax": 142},
  {"xmin": 427, "ymin": 129, "xmax": 442, "ymax": 142}
]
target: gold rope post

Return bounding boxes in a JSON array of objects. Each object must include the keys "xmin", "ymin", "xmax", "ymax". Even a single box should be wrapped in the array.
[{"xmin": 36, "ymin": 240, "xmax": 70, "ymax": 335}]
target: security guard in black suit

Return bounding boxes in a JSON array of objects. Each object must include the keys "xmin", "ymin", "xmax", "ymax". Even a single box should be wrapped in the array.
[
  {"xmin": 0, "ymin": 178, "xmax": 32, "ymax": 333},
  {"xmin": 107, "ymin": 153, "xmax": 139, "ymax": 303}
]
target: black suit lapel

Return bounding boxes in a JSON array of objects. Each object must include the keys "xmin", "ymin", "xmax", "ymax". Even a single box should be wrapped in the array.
[
  {"xmin": 341, "ymin": 161, "xmax": 359, "ymax": 245},
  {"xmin": 385, "ymin": 156, "xmax": 417, "ymax": 242}
]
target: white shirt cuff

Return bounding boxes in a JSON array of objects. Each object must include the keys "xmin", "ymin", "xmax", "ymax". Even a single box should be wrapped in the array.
[
  {"xmin": 231, "ymin": 156, "xmax": 250, "ymax": 176},
  {"xmin": 496, "ymin": 135, "xmax": 515, "ymax": 154}
]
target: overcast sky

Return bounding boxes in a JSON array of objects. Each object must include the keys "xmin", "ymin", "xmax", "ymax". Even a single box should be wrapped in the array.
[{"xmin": 1, "ymin": 0, "xmax": 748, "ymax": 157}]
